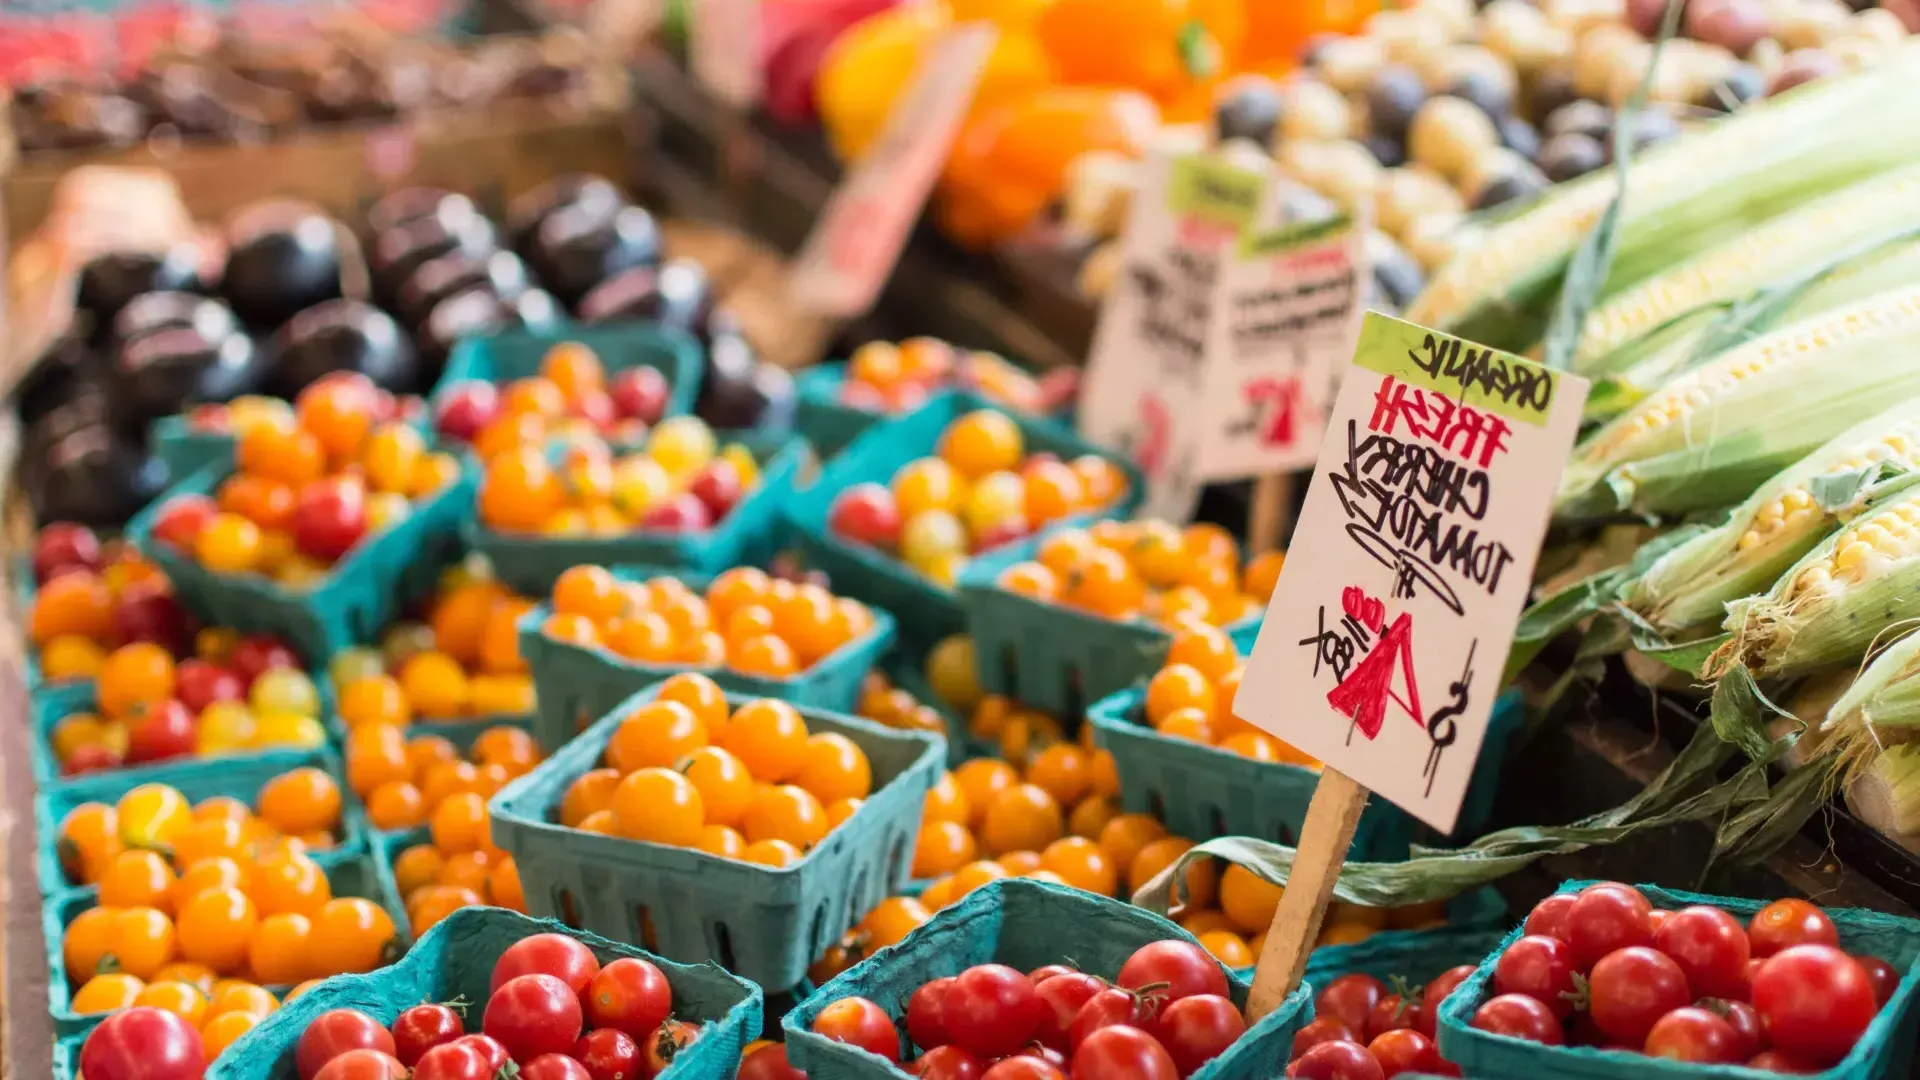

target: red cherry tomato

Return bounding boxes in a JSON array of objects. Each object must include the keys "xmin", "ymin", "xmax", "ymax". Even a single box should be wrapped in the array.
[
  {"xmin": 1470, "ymin": 994, "xmax": 1564, "ymax": 1045},
  {"xmin": 293, "ymin": 475, "xmax": 370, "ymax": 562},
  {"xmin": 175, "ymin": 660, "xmax": 244, "ymax": 713},
  {"xmin": 390, "ymin": 1003, "xmax": 464, "ymax": 1067},
  {"xmin": 1655, "ymin": 905, "xmax": 1751, "ymax": 1000},
  {"xmin": 828, "ymin": 483, "xmax": 903, "ymax": 550},
  {"xmin": 1071, "ymin": 1024, "xmax": 1179, "ymax": 1080},
  {"xmin": 64, "ymin": 743, "xmax": 122, "ymax": 776},
  {"xmin": 1416, "ymin": 966, "xmax": 1477, "ymax": 1039},
  {"xmin": 411, "ymin": 1042, "xmax": 493, "ymax": 1080},
  {"xmin": 1589, "ymin": 946, "xmax": 1691, "ymax": 1047},
  {"xmin": 229, "ymin": 636, "xmax": 297, "ymax": 684},
  {"xmin": 483, "ymin": 974, "xmax": 584, "ymax": 1064},
  {"xmin": 1118, "ymin": 941, "xmax": 1229, "ymax": 1005},
  {"xmin": 1285, "ymin": 1039, "xmax": 1385, "ymax": 1080},
  {"xmin": 812, "ymin": 996, "xmax": 904, "ymax": 1062},
  {"xmin": 152, "ymin": 495, "xmax": 219, "ymax": 553},
  {"xmin": 1155, "ymin": 994, "xmax": 1245, "ymax": 1078},
  {"xmin": 1644, "ymin": 1007, "xmax": 1741, "ymax": 1064},
  {"xmin": 491, "ymin": 933, "xmax": 603, "ymax": 997},
  {"xmin": 980, "ymin": 1057, "xmax": 1064, "ymax": 1080},
  {"xmin": 1289, "ymin": 1016, "xmax": 1357, "ymax": 1059},
  {"xmin": 1029, "ymin": 965, "xmax": 1075, "ymax": 985},
  {"xmin": 1032, "ymin": 972, "xmax": 1104, "ymax": 1052},
  {"xmin": 1493, "ymin": 936, "xmax": 1578, "ymax": 1018},
  {"xmin": 452, "ymin": 1035, "xmax": 509, "ymax": 1071},
  {"xmin": 1710, "ymin": 999, "xmax": 1764, "ymax": 1059},
  {"xmin": 1069, "ymin": 988, "xmax": 1159, "ymax": 1050},
  {"xmin": 738, "ymin": 1042, "xmax": 807, "ymax": 1080},
  {"xmin": 521, "ymin": 1055, "xmax": 592, "ymax": 1080},
  {"xmin": 943, "ymin": 964, "xmax": 1043, "ymax": 1060},
  {"xmin": 1565, "ymin": 883, "xmax": 1654, "ymax": 971},
  {"xmin": 1751, "ymin": 945, "xmax": 1878, "ymax": 1065},
  {"xmin": 314, "ymin": 1050, "xmax": 409, "ymax": 1080},
  {"xmin": 909, "ymin": 1045, "xmax": 986, "ymax": 1080},
  {"xmin": 1747, "ymin": 1049, "xmax": 1824, "ymax": 1073},
  {"xmin": 34, "ymin": 523, "xmax": 101, "ymax": 583},
  {"xmin": 1366, "ymin": 1028, "xmax": 1443, "ymax": 1078},
  {"xmin": 1856, "ymin": 954, "xmax": 1899, "ymax": 1005},
  {"xmin": 573, "ymin": 1029, "xmax": 642, "ymax": 1080},
  {"xmin": 1313, "ymin": 974, "xmax": 1384, "ymax": 1034},
  {"xmin": 1364, "ymin": 994, "xmax": 1418, "ymax": 1041},
  {"xmin": 583, "ymin": 956, "xmax": 672, "ymax": 1039},
  {"xmin": 126, "ymin": 700, "xmax": 196, "ymax": 764},
  {"xmin": 1748, "ymin": 900, "xmax": 1840, "ymax": 959},
  {"xmin": 80, "ymin": 1006, "xmax": 208, "ymax": 1080},
  {"xmin": 297, "ymin": 1009, "xmax": 397, "ymax": 1080},
  {"xmin": 906, "ymin": 976, "xmax": 956, "ymax": 1051}
]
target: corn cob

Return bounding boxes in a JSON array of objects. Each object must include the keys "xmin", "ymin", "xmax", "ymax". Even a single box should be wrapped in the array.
[
  {"xmin": 1625, "ymin": 400, "xmax": 1920, "ymax": 633},
  {"xmin": 1720, "ymin": 483, "xmax": 1920, "ymax": 679},
  {"xmin": 1571, "ymin": 164, "xmax": 1920, "ymax": 377},
  {"xmin": 1407, "ymin": 44, "xmax": 1920, "ymax": 352},
  {"xmin": 1844, "ymin": 744, "xmax": 1920, "ymax": 845},
  {"xmin": 1825, "ymin": 628, "xmax": 1920, "ymax": 737},
  {"xmin": 1554, "ymin": 282, "xmax": 1920, "ymax": 519}
]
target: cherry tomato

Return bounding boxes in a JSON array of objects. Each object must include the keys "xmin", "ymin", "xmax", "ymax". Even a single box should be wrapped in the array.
[
  {"xmin": 583, "ymin": 956, "xmax": 672, "ymax": 1039},
  {"xmin": 1589, "ymin": 946, "xmax": 1691, "ymax": 1046},
  {"xmin": 297, "ymin": 1009, "xmax": 397, "ymax": 1080},
  {"xmin": 572, "ymin": 1029, "xmax": 641, "ymax": 1080},
  {"xmin": 1493, "ymin": 936, "xmax": 1578, "ymax": 1018},
  {"xmin": 1070, "ymin": 988, "xmax": 1159, "ymax": 1050},
  {"xmin": 1289, "ymin": 1017, "xmax": 1357, "ymax": 1059},
  {"xmin": 1470, "ymin": 994, "xmax": 1564, "ymax": 1045},
  {"xmin": 1654, "ymin": 905, "xmax": 1751, "ymax": 1000},
  {"xmin": 491, "ymin": 932, "xmax": 603, "ymax": 996},
  {"xmin": 1313, "ymin": 974, "xmax": 1385, "ymax": 1033},
  {"xmin": 1523, "ymin": 894, "xmax": 1576, "ymax": 943},
  {"xmin": 981, "ymin": 1057, "xmax": 1063, "ymax": 1080},
  {"xmin": 1713, "ymin": 999, "xmax": 1764, "ymax": 1059},
  {"xmin": 738, "ymin": 1042, "xmax": 808, "ymax": 1080},
  {"xmin": 79, "ymin": 1006, "xmax": 208, "ymax": 1080},
  {"xmin": 483, "ymin": 974, "xmax": 584, "ymax": 1064},
  {"xmin": 1367, "ymin": 1028, "xmax": 1443, "ymax": 1078},
  {"xmin": 412, "ymin": 1042, "xmax": 493, "ymax": 1080},
  {"xmin": 230, "ymin": 636, "xmax": 298, "ymax": 684},
  {"xmin": 944, "ymin": 964, "xmax": 1043, "ymax": 1059},
  {"xmin": 1032, "ymin": 972, "xmax": 1103, "ymax": 1052},
  {"xmin": 1748, "ymin": 900, "xmax": 1840, "ymax": 959},
  {"xmin": 1637, "ymin": 1006, "xmax": 1738, "ymax": 1062},
  {"xmin": 1748, "ymin": 1049, "xmax": 1824, "ymax": 1073},
  {"xmin": 293, "ymin": 476, "xmax": 369, "ymax": 562},
  {"xmin": 152, "ymin": 496, "xmax": 219, "ymax": 553},
  {"xmin": 391, "ymin": 1003, "xmax": 464, "ymax": 1066},
  {"xmin": 910, "ymin": 1045, "xmax": 987, "ymax": 1080},
  {"xmin": 906, "ymin": 976, "xmax": 956, "ymax": 1051},
  {"xmin": 1118, "ymin": 941, "xmax": 1229, "ymax": 1005},
  {"xmin": 812, "ymin": 996, "xmax": 903, "ymax": 1062},
  {"xmin": 1565, "ymin": 883, "xmax": 1654, "ymax": 971},
  {"xmin": 1155, "ymin": 994, "xmax": 1245, "ymax": 1077},
  {"xmin": 1751, "ymin": 945, "xmax": 1878, "ymax": 1065},
  {"xmin": 646, "ymin": 1019, "xmax": 701, "ymax": 1075},
  {"xmin": 1029, "ymin": 965, "xmax": 1075, "ymax": 985},
  {"xmin": 315, "ymin": 1049, "xmax": 409, "ymax": 1080},
  {"xmin": 126, "ymin": 700, "xmax": 196, "ymax": 763},
  {"xmin": 1284, "ymin": 1040, "xmax": 1384, "ymax": 1080},
  {"xmin": 1857, "ymin": 954, "xmax": 1899, "ymax": 1005},
  {"xmin": 1071, "ymin": 1025, "xmax": 1178, "ymax": 1080},
  {"xmin": 1364, "ymin": 994, "xmax": 1418, "ymax": 1041},
  {"xmin": 176, "ymin": 660, "xmax": 244, "ymax": 713},
  {"xmin": 1416, "ymin": 966, "xmax": 1476, "ymax": 1039},
  {"xmin": 1019, "ymin": 1045, "xmax": 1068, "ymax": 1069},
  {"xmin": 521, "ymin": 1055, "xmax": 592, "ymax": 1080},
  {"xmin": 452, "ymin": 1035, "xmax": 510, "ymax": 1072}
]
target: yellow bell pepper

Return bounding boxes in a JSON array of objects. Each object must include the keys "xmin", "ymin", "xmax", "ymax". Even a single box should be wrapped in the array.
[{"xmin": 816, "ymin": 4, "xmax": 949, "ymax": 163}]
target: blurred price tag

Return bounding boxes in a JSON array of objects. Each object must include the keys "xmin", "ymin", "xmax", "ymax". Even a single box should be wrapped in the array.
[
  {"xmin": 690, "ymin": 0, "xmax": 762, "ymax": 109},
  {"xmin": 787, "ymin": 22, "xmax": 997, "ymax": 319}
]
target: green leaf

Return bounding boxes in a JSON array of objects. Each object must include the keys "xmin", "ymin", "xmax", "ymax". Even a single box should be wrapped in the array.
[
  {"xmin": 1711, "ymin": 751, "xmax": 1841, "ymax": 869},
  {"xmin": 1177, "ymin": 21, "xmax": 1221, "ymax": 80},
  {"xmin": 1708, "ymin": 665, "xmax": 1791, "ymax": 763}
]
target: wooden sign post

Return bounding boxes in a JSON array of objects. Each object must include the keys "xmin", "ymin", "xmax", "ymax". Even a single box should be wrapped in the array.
[{"xmin": 1232, "ymin": 312, "xmax": 1591, "ymax": 1019}]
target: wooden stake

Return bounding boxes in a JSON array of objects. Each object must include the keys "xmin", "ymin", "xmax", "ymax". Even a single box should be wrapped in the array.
[
  {"xmin": 1247, "ymin": 473, "xmax": 1295, "ymax": 554},
  {"xmin": 1245, "ymin": 768, "xmax": 1371, "ymax": 1021}
]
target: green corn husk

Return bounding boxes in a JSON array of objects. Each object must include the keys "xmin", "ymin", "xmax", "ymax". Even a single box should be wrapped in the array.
[
  {"xmin": 1407, "ymin": 44, "xmax": 1920, "ymax": 353},
  {"xmin": 1623, "ymin": 400, "xmax": 1920, "ymax": 634},
  {"xmin": 1587, "ymin": 234, "xmax": 1920, "ymax": 419},
  {"xmin": 1571, "ymin": 163, "xmax": 1920, "ymax": 377},
  {"xmin": 1826, "ymin": 629, "xmax": 1920, "ymax": 737},
  {"xmin": 1554, "ymin": 282, "xmax": 1920, "ymax": 520},
  {"xmin": 1719, "ymin": 483, "xmax": 1920, "ymax": 680}
]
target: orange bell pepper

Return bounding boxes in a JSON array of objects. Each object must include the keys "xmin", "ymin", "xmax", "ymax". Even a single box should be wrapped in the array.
[
  {"xmin": 1241, "ymin": 0, "xmax": 1380, "ymax": 68},
  {"xmin": 1035, "ymin": 0, "xmax": 1244, "ymax": 108}
]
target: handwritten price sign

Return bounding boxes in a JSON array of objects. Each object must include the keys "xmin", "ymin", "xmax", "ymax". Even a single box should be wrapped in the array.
[{"xmin": 1234, "ymin": 312, "xmax": 1588, "ymax": 832}]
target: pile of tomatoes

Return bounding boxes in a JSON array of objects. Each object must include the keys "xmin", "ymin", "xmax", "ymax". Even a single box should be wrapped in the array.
[
  {"xmin": 553, "ymin": 673, "xmax": 875, "ymax": 869},
  {"xmin": 1134, "ymin": 624, "xmax": 1317, "ymax": 766},
  {"xmin": 28, "ymin": 525, "xmax": 188, "ymax": 684},
  {"xmin": 434, "ymin": 341, "xmax": 674, "ymax": 451},
  {"xmin": 1287, "ymin": 967, "xmax": 1474, "ymax": 1078},
  {"xmin": 827, "ymin": 409, "xmax": 1130, "ymax": 588},
  {"xmin": 346, "ymin": 714, "xmax": 542, "ymax": 830},
  {"xmin": 289, "ymin": 932, "xmax": 706, "ymax": 1080},
  {"xmin": 1467, "ymin": 884, "xmax": 1898, "ymax": 1070},
  {"xmin": 49, "ymin": 632, "xmax": 327, "ymax": 775},
  {"xmin": 809, "ymin": 939, "xmax": 1250, "ymax": 1080},
  {"xmin": 835, "ymin": 338, "xmax": 1077, "ymax": 417},
  {"xmin": 476, "ymin": 417, "xmax": 759, "ymax": 537},
  {"xmin": 148, "ymin": 373, "xmax": 461, "ymax": 584},
  {"xmin": 540, "ymin": 564, "xmax": 879, "ymax": 680},
  {"xmin": 994, "ymin": 521, "xmax": 1282, "ymax": 630}
]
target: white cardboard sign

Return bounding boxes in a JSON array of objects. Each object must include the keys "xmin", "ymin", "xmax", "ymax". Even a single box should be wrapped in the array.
[
  {"xmin": 788, "ymin": 23, "xmax": 998, "ymax": 319},
  {"xmin": 690, "ymin": 0, "xmax": 762, "ymax": 110},
  {"xmin": 1232, "ymin": 312, "xmax": 1589, "ymax": 833}
]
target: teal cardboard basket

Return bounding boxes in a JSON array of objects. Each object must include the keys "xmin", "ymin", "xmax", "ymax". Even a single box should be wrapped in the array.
[
  {"xmin": 430, "ymin": 322, "xmax": 705, "ymax": 435},
  {"xmin": 126, "ymin": 462, "xmax": 475, "ymax": 664},
  {"xmin": 489, "ymin": 682, "xmax": 944, "ymax": 990},
  {"xmin": 44, "ymin": 849, "xmax": 401, "ymax": 1036},
  {"xmin": 467, "ymin": 432, "xmax": 808, "ymax": 596},
  {"xmin": 52, "ymin": 1028, "xmax": 86, "ymax": 1080},
  {"xmin": 210, "ymin": 906, "xmax": 763, "ymax": 1080},
  {"xmin": 34, "ymin": 747, "xmax": 367, "ymax": 903},
  {"xmin": 151, "ymin": 414, "xmax": 238, "ymax": 482},
  {"xmin": 518, "ymin": 566, "xmax": 896, "ymax": 751},
  {"xmin": 783, "ymin": 392, "xmax": 1143, "ymax": 650},
  {"xmin": 1436, "ymin": 882, "xmax": 1920, "ymax": 1080},
  {"xmin": 783, "ymin": 877, "xmax": 1312, "ymax": 1080}
]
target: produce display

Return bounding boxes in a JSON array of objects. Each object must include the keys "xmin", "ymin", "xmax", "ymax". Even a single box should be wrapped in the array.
[
  {"xmin": 1130, "ymin": 626, "xmax": 1314, "ymax": 765},
  {"xmin": 434, "ymin": 342, "xmax": 675, "ymax": 451},
  {"xmin": 1288, "ymin": 966, "xmax": 1474, "ymax": 1078},
  {"xmin": 993, "ymin": 521, "xmax": 1280, "ymax": 628},
  {"xmin": 830, "ymin": 338, "xmax": 1078, "ymax": 417},
  {"xmin": 327, "ymin": 568, "xmax": 539, "ymax": 727},
  {"xmin": 346, "ymin": 721, "xmax": 544, "ymax": 832}
]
